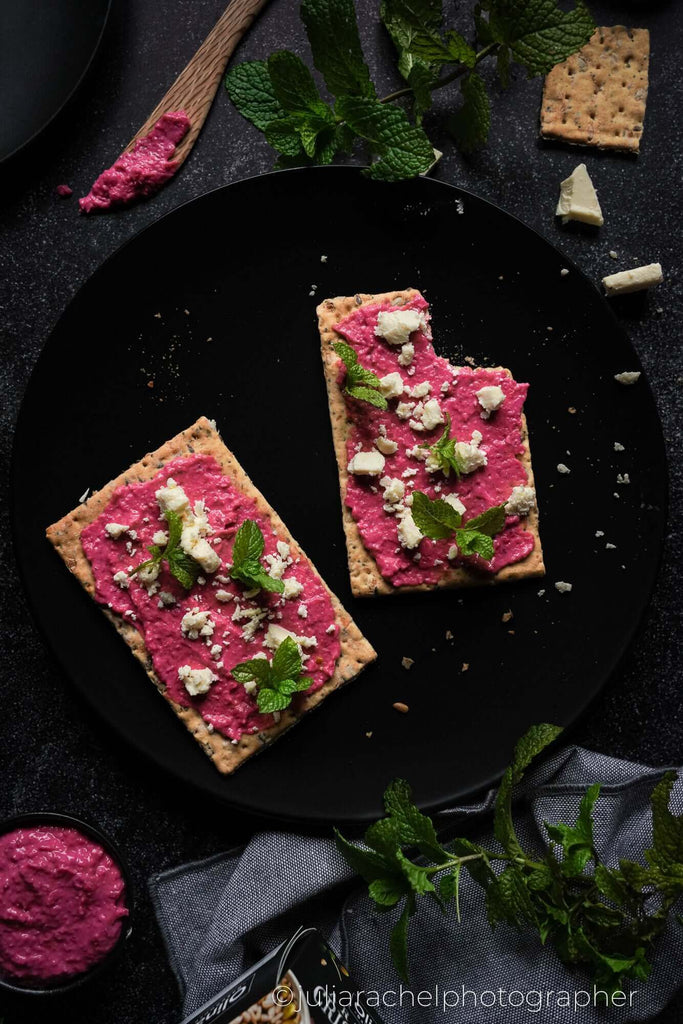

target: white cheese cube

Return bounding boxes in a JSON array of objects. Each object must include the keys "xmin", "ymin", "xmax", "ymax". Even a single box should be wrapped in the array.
[
  {"xmin": 476, "ymin": 385, "xmax": 505, "ymax": 418},
  {"xmin": 178, "ymin": 665, "xmax": 217, "ymax": 696},
  {"xmin": 155, "ymin": 480, "xmax": 190, "ymax": 514},
  {"xmin": 380, "ymin": 476, "xmax": 405, "ymax": 504},
  {"xmin": 443, "ymin": 493, "xmax": 466, "ymax": 516},
  {"xmin": 556, "ymin": 164, "xmax": 604, "ymax": 226},
  {"xmin": 398, "ymin": 342, "xmax": 414, "ymax": 367},
  {"xmin": 378, "ymin": 372, "xmax": 405, "ymax": 399},
  {"xmin": 409, "ymin": 381, "xmax": 431, "ymax": 399},
  {"xmin": 283, "ymin": 577, "xmax": 304, "ymax": 600},
  {"xmin": 602, "ymin": 264, "xmax": 662, "ymax": 296},
  {"xmin": 453, "ymin": 432, "xmax": 487, "ymax": 474},
  {"xmin": 105, "ymin": 523, "xmax": 128, "ymax": 540},
  {"xmin": 375, "ymin": 435, "xmax": 398, "ymax": 455},
  {"xmin": 420, "ymin": 399, "xmax": 445, "ymax": 431},
  {"xmin": 614, "ymin": 371, "xmax": 641, "ymax": 385},
  {"xmin": 397, "ymin": 510, "xmax": 423, "ymax": 550},
  {"xmin": 505, "ymin": 486, "xmax": 536, "ymax": 516},
  {"xmin": 375, "ymin": 309, "xmax": 424, "ymax": 346},
  {"xmin": 348, "ymin": 451, "xmax": 385, "ymax": 476}
]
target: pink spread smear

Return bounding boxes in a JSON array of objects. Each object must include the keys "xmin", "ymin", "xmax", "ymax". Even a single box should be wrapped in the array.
[
  {"xmin": 79, "ymin": 110, "xmax": 190, "ymax": 214},
  {"xmin": 334, "ymin": 295, "xmax": 536, "ymax": 587},
  {"xmin": 0, "ymin": 825, "xmax": 127, "ymax": 983},
  {"xmin": 81, "ymin": 454, "xmax": 341, "ymax": 742},
  {"xmin": 55, "ymin": 184, "xmax": 72, "ymax": 197}
]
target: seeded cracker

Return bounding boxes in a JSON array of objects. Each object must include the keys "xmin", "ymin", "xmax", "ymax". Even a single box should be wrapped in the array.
[
  {"xmin": 540, "ymin": 27, "xmax": 650, "ymax": 153},
  {"xmin": 46, "ymin": 418, "xmax": 376, "ymax": 774},
  {"xmin": 317, "ymin": 290, "xmax": 545, "ymax": 597}
]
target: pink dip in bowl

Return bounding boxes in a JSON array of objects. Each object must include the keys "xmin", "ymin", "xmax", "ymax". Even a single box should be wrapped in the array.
[{"xmin": 0, "ymin": 820, "xmax": 128, "ymax": 986}]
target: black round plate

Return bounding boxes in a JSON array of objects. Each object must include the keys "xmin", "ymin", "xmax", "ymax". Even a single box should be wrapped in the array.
[
  {"xmin": 0, "ymin": 0, "xmax": 111, "ymax": 163},
  {"xmin": 11, "ymin": 168, "xmax": 667, "ymax": 824}
]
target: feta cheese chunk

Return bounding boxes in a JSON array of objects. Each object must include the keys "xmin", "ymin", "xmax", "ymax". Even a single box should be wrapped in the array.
[
  {"xmin": 476, "ymin": 385, "xmax": 505, "ymax": 418},
  {"xmin": 181, "ymin": 608, "xmax": 214, "ymax": 640},
  {"xmin": 113, "ymin": 570, "xmax": 129, "ymax": 589},
  {"xmin": 409, "ymin": 381, "xmax": 431, "ymax": 399},
  {"xmin": 180, "ymin": 525, "xmax": 221, "ymax": 573},
  {"xmin": 375, "ymin": 435, "xmax": 398, "ymax": 455},
  {"xmin": 602, "ymin": 264, "xmax": 662, "ymax": 296},
  {"xmin": 380, "ymin": 476, "xmax": 405, "ymax": 505},
  {"xmin": 614, "ymin": 371, "xmax": 641, "ymax": 385},
  {"xmin": 420, "ymin": 399, "xmax": 445, "ymax": 431},
  {"xmin": 215, "ymin": 589, "xmax": 233, "ymax": 602},
  {"xmin": 283, "ymin": 577, "xmax": 304, "ymax": 600},
  {"xmin": 453, "ymin": 430, "xmax": 487, "ymax": 474},
  {"xmin": 395, "ymin": 401, "xmax": 414, "ymax": 420},
  {"xmin": 348, "ymin": 451, "xmax": 385, "ymax": 476},
  {"xmin": 505, "ymin": 485, "xmax": 536, "ymax": 517},
  {"xmin": 263, "ymin": 623, "xmax": 316, "ymax": 654},
  {"xmin": 398, "ymin": 342, "xmax": 414, "ymax": 367},
  {"xmin": 155, "ymin": 479, "xmax": 190, "ymax": 514},
  {"xmin": 178, "ymin": 665, "xmax": 217, "ymax": 696},
  {"xmin": 105, "ymin": 523, "xmax": 129, "ymax": 540},
  {"xmin": 556, "ymin": 164, "xmax": 604, "ymax": 226},
  {"xmin": 397, "ymin": 509, "xmax": 423, "ymax": 550},
  {"xmin": 379, "ymin": 372, "xmax": 405, "ymax": 399},
  {"xmin": 555, "ymin": 581, "xmax": 573, "ymax": 594},
  {"xmin": 443, "ymin": 493, "xmax": 466, "ymax": 516},
  {"xmin": 375, "ymin": 309, "xmax": 424, "ymax": 346}
]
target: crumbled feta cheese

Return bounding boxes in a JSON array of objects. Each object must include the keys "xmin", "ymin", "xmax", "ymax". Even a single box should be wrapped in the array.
[
  {"xmin": 557, "ymin": 463, "xmax": 570, "ymax": 474},
  {"xmin": 420, "ymin": 399, "xmax": 445, "ymax": 431},
  {"xmin": 348, "ymin": 451, "xmax": 385, "ymax": 476},
  {"xmin": 215, "ymin": 589, "xmax": 233, "ymax": 602},
  {"xmin": 556, "ymin": 164, "xmax": 604, "ymax": 226},
  {"xmin": 380, "ymin": 476, "xmax": 405, "ymax": 504},
  {"xmin": 297, "ymin": 604, "xmax": 308, "ymax": 619},
  {"xmin": 443, "ymin": 493, "xmax": 466, "ymax": 516},
  {"xmin": 476, "ymin": 385, "xmax": 505, "ymax": 418},
  {"xmin": 378, "ymin": 372, "xmax": 404, "ymax": 399},
  {"xmin": 555, "ymin": 581, "xmax": 573, "ymax": 594},
  {"xmin": 263, "ymin": 623, "xmax": 316, "ymax": 653},
  {"xmin": 155, "ymin": 479, "xmax": 190, "ymax": 514},
  {"xmin": 398, "ymin": 342, "xmax": 414, "ymax": 367},
  {"xmin": 595, "ymin": 530, "xmax": 604, "ymax": 538},
  {"xmin": 603, "ymin": 264, "xmax": 662, "ymax": 297},
  {"xmin": 178, "ymin": 665, "xmax": 217, "ymax": 696},
  {"xmin": 560, "ymin": 268, "xmax": 569, "ymax": 277},
  {"xmin": 210, "ymin": 644, "xmax": 223, "ymax": 659},
  {"xmin": 180, "ymin": 524, "xmax": 221, "ymax": 573},
  {"xmin": 397, "ymin": 509, "xmax": 423, "ymax": 550},
  {"xmin": 375, "ymin": 435, "xmax": 398, "ymax": 455},
  {"xmin": 616, "ymin": 473, "xmax": 630, "ymax": 485},
  {"xmin": 614, "ymin": 442, "xmax": 625, "ymax": 452},
  {"xmin": 105, "ymin": 523, "xmax": 128, "ymax": 540},
  {"xmin": 326, "ymin": 624, "xmax": 336, "ymax": 635},
  {"xmin": 606, "ymin": 542, "xmax": 617, "ymax": 550},
  {"xmin": 137, "ymin": 563, "xmax": 159, "ymax": 586},
  {"xmin": 152, "ymin": 530, "xmax": 169, "ymax": 545},
  {"xmin": 375, "ymin": 309, "xmax": 425, "ymax": 346},
  {"xmin": 181, "ymin": 608, "xmax": 214, "ymax": 640},
  {"xmin": 505, "ymin": 486, "xmax": 536, "ymax": 517},
  {"xmin": 396, "ymin": 401, "xmax": 414, "ymax": 420},
  {"xmin": 283, "ymin": 577, "xmax": 304, "ymax": 600},
  {"xmin": 406, "ymin": 445, "xmax": 428, "ymax": 461},
  {"xmin": 453, "ymin": 431, "xmax": 487, "ymax": 474},
  {"xmin": 447, "ymin": 544, "xmax": 459, "ymax": 560},
  {"xmin": 409, "ymin": 381, "xmax": 431, "ymax": 399},
  {"xmin": 113, "ymin": 570, "xmax": 129, "ymax": 589},
  {"xmin": 157, "ymin": 591, "xmax": 176, "ymax": 608},
  {"xmin": 614, "ymin": 371, "xmax": 641, "ymax": 385}
]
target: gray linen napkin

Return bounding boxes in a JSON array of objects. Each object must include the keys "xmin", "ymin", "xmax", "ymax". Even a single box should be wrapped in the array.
[{"xmin": 150, "ymin": 745, "xmax": 683, "ymax": 1023}]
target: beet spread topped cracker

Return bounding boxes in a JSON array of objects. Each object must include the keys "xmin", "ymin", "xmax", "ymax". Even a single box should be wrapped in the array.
[
  {"xmin": 46, "ymin": 418, "xmax": 376, "ymax": 774},
  {"xmin": 317, "ymin": 290, "xmax": 545, "ymax": 597}
]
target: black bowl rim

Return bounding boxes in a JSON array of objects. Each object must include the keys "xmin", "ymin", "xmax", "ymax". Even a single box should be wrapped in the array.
[{"xmin": 0, "ymin": 810, "xmax": 132, "ymax": 996}]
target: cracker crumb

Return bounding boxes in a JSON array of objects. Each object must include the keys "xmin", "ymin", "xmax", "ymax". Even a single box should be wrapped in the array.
[
  {"xmin": 609, "ymin": 250, "xmax": 619, "ymax": 260},
  {"xmin": 445, "ymin": 629, "xmax": 453, "ymax": 640},
  {"xmin": 568, "ymin": 406, "xmax": 576, "ymax": 414},
  {"xmin": 78, "ymin": 487, "xmax": 90, "ymax": 504},
  {"xmin": 154, "ymin": 312, "xmax": 161, "ymax": 319},
  {"xmin": 365, "ymin": 731, "xmax": 373, "ymax": 738},
  {"xmin": 560, "ymin": 268, "xmax": 569, "ymax": 277},
  {"xmin": 320, "ymin": 255, "xmax": 328, "ymax": 262},
  {"xmin": 147, "ymin": 380, "xmax": 154, "ymax": 388},
  {"xmin": 461, "ymin": 662, "xmax": 469, "ymax": 672},
  {"xmin": 393, "ymin": 702, "xmax": 410, "ymax": 714},
  {"xmin": 557, "ymin": 463, "xmax": 570, "ymax": 474},
  {"xmin": 614, "ymin": 441, "xmax": 625, "ymax": 452},
  {"xmin": 501, "ymin": 610, "xmax": 513, "ymax": 623},
  {"xmin": 401, "ymin": 656, "xmax": 414, "ymax": 670}
]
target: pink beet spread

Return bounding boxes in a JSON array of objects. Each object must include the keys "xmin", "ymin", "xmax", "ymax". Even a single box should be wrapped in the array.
[
  {"xmin": 334, "ymin": 295, "xmax": 535, "ymax": 587},
  {"xmin": 80, "ymin": 455, "xmax": 341, "ymax": 742},
  {"xmin": 79, "ymin": 110, "xmax": 190, "ymax": 214},
  {"xmin": 0, "ymin": 825, "xmax": 127, "ymax": 982}
]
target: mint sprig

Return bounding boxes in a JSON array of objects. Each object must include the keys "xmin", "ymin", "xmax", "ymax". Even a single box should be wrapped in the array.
[
  {"xmin": 411, "ymin": 490, "xmax": 506, "ymax": 561},
  {"xmin": 229, "ymin": 520, "xmax": 285, "ymax": 594},
  {"xmin": 130, "ymin": 509, "xmax": 201, "ymax": 590},
  {"xmin": 337, "ymin": 723, "xmax": 683, "ymax": 993},
  {"xmin": 225, "ymin": 0, "xmax": 595, "ymax": 179},
  {"xmin": 333, "ymin": 341, "xmax": 388, "ymax": 410},
  {"xmin": 420, "ymin": 413, "xmax": 464, "ymax": 478},
  {"xmin": 231, "ymin": 636, "xmax": 312, "ymax": 713}
]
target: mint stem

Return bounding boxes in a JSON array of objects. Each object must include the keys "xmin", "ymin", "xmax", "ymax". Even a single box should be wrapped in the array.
[{"xmin": 378, "ymin": 42, "xmax": 499, "ymax": 105}]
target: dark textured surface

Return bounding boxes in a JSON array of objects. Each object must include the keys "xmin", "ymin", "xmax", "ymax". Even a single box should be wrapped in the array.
[{"xmin": 0, "ymin": 1, "xmax": 680, "ymax": 1021}]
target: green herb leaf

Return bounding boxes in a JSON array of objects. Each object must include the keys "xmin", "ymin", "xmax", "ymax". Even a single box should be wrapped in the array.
[
  {"xmin": 230, "ymin": 520, "xmax": 285, "ymax": 594},
  {"xmin": 225, "ymin": 60, "xmax": 285, "ymax": 130},
  {"xmin": 449, "ymin": 72, "xmax": 491, "ymax": 153},
  {"xmin": 335, "ymin": 96, "xmax": 435, "ymax": 181},
  {"xmin": 381, "ymin": 0, "xmax": 475, "ymax": 74},
  {"xmin": 333, "ymin": 341, "xmax": 388, "ymax": 409},
  {"xmin": 481, "ymin": 0, "xmax": 595, "ymax": 79},
  {"xmin": 465, "ymin": 503, "xmax": 507, "ymax": 536},
  {"xmin": 545, "ymin": 783, "xmax": 600, "ymax": 877},
  {"xmin": 383, "ymin": 779, "xmax": 448, "ymax": 862},
  {"xmin": 257, "ymin": 688, "xmax": 292, "ymax": 713},
  {"xmin": 232, "ymin": 636, "xmax": 311, "ymax": 714},
  {"xmin": 346, "ymin": 385, "xmax": 388, "ymax": 408},
  {"xmin": 411, "ymin": 491, "xmax": 462, "ymax": 539},
  {"xmin": 494, "ymin": 723, "xmax": 563, "ymax": 857},
  {"xmin": 334, "ymin": 828, "xmax": 400, "ymax": 883},
  {"xmin": 129, "ymin": 509, "xmax": 202, "ymax": 591},
  {"xmin": 649, "ymin": 771, "xmax": 683, "ymax": 869},
  {"xmin": 389, "ymin": 899, "xmax": 413, "ymax": 981},
  {"xmin": 168, "ymin": 549, "xmax": 202, "ymax": 590},
  {"xmin": 369, "ymin": 877, "xmax": 408, "ymax": 907},
  {"xmin": 271, "ymin": 636, "xmax": 303, "ymax": 685},
  {"xmin": 231, "ymin": 657, "xmax": 272, "ymax": 684},
  {"xmin": 420, "ymin": 415, "xmax": 464, "ymax": 478},
  {"xmin": 301, "ymin": 0, "xmax": 375, "ymax": 98}
]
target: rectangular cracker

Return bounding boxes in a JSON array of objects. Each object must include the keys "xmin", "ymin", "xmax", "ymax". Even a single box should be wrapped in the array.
[
  {"xmin": 46, "ymin": 417, "xmax": 376, "ymax": 774},
  {"xmin": 540, "ymin": 27, "xmax": 650, "ymax": 153},
  {"xmin": 317, "ymin": 290, "xmax": 545, "ymax": 598}
]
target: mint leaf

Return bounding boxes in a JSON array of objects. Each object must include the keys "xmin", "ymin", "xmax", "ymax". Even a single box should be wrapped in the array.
[
  {"xmin": 168, "ymin": 549, "xmax": 201, "ymax": 590},
  {"xmin": 481, "ymin": 0, "xmax": 595, "ymax": 78},
  {"xmin": 546, "ymin": 783, "xmax": 600, "ymax": 876},
  {"xmin": 333, "ymin": 341, "xmax": 388, "ymax": 408},
  {"xmin": 411, "ymin": 490, "xmax": 462, "ymax": 539},
  {"xmin": 301, "ymin": 0, "xmax": 375, "ymax": 99},
  {"xmin": 421, "ymin": 414, "xmax": 464, "ymax": 477},
  {"xmin": 164, "ymin": 508, "xmax": 184, "ymax": 551},
  {"xmin": 231, "ymin": 657, "xmax": 272, "ymax": 684},
  {"xmin": 257, "ymin": 688, "xmax": 292, "ymax": 713},
  {"xmin": 334, "ymin": 828, "xmax": 400, "ymax": 884},
  {"xmin": 465, "ymin": 504, "xmax": 507, "ymax": 536},
  {"xmin": 369, "ymin": 877, "xmax": 408, "ymax": 907},
  {"xmin": 346, "ymin": 385, "xmax": 388, "ymax": 409},
  {"xmin": 390, "ymin": 899, "xmax": 413, "ymax": 981},
  {"xmin": 233, "ymin": 638, "xmax": 311, "ymax": 713},
  {"xmin": 129, "ymin": 508, "xmax": 202, "ymax": 590},
  {"xmin": 335, "ymin": 96, "xmax": 434, "ymax": 181},
  {"xmin": 454, "ymin": 528, "xmax": 494, "ymax": 560},
  {"xmin": 449, "ymin": 72, "xmax": 490, "ymax": 153},
  {"xmin": 267, "ymin": 50, "xmax": 330, "ymax": 117},
  {"xmin": 648, "ymin": 771, "xmax": 683, "ymax": 869},
  {"xmin": 271, "ymin": 636, "xmax": 302, "ymax": 685},
  {"xmin": 439, "ymin": 862, "xmax": 462, "ymax": 920},
  {"xmin": 230, "ymin": 521, "xmax": 285, "ymax": 594},
  {"xmin": 383, "ymin": 779, "xmax": 448, "ymax": 862},
  {"xmin": 494, "ymin": 723, "xmax": 563, "ymax": 857},
  {"xmin": 487, "ymin": 864, "xmax": 537, "ymax": 928},
  {"xmin": 265, "ymin": 118, "xmax": 306, "ymax": 158},
  {"xmin": 381, "ymin": 0, "xmax": 475, "ymax": 73},
  {"xmin": 225, "ymin": 60, "xmax": 284, "ymax": 130},
  {"xmin": 396, "ymin": 849, "xmax": 435, "ymax": 895}
]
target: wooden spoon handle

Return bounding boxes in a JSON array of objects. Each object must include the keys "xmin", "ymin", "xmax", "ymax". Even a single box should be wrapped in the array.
[{"xmin": 124, "ymin": 0, "xmax": 271, "ymax": 165}]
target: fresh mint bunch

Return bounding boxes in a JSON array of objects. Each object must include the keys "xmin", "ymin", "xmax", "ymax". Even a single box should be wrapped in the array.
[
  {"xmin": 232, "ymin": 636, "xmax": 312, "ymax": 712},
  {"xmin": 229, "ymin": 520, "xmax": 285, "ymax": 594},
  {"xmin": 337, "ymin": 724, "xmax": 683, "ymax": 992},
  {"xmin": 333, "ymin": 341, "xmax": 388, "ymax": 409},
  {"xmin": 411, "ymin": 490, "xmax": 505, "ymax": 560},
  {"xmin": 225, "ymin": 0, "xmax": 595, "ymax": 179},
  {"xmin": 420, "ymin": 413, "xmax": 464, "ymax": 477},
  {"xmin": 130, "ymin": 509, "xmax": 201, "ymax": 590}
]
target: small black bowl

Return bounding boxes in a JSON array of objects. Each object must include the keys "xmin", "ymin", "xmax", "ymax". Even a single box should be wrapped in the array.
[{"xmin": 0, "ymin": 811, "xmax": 133, "ymax": 996}]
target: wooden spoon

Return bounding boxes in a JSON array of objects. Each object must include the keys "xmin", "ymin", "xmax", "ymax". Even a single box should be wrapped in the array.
[{"xmin": 123, "ymin": 0, "xmax": 271, "ymax": 167}]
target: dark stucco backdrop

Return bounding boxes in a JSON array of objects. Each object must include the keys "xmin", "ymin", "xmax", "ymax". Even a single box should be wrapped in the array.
[{"xmin": 0, "ymin": 1, "xmax": 681, "ymax": 1021}]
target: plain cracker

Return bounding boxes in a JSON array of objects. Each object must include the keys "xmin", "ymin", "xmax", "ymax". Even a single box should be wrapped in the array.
[
  {"xmin": 46, "ymin": 417, "xmax": 376, "ymax": 774},
  {"xmin": 540, "ymin": 26, "xmax": 649, "ymax": 153},
  {"xmin": 317, "ymin": 290, "xmax": 545, "ymax": 598}
]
